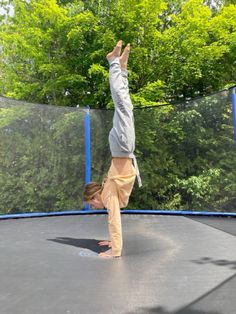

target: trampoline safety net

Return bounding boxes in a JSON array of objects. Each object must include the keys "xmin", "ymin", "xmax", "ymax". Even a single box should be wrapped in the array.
[{"xmin": 0, "ymin": 88, "xmax": 235, "ymax": 215}]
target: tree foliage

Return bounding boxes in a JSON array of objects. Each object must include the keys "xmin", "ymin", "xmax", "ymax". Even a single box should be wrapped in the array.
[{"xmin": 0, "ymin": 0, "xmax": 236, "ymax": 106}]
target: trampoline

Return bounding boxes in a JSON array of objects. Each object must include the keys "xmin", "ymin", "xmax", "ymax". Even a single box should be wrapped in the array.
[
  {"xmin": 0, "ymin": 214, "xmax": 236, "ymax": 314},
  {"xmin": 0, "ymin": 87, "xmax": 236, "ymax": 314}
]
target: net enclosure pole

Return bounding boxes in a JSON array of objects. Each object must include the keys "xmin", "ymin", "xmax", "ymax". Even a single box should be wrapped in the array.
[
  {"xmin": 83, "ymin": 106, "xmax": 91, "ymax": 210},
  {"xmin": 232, "ymin": 88, "xmax": 236, "ymax": 143}
]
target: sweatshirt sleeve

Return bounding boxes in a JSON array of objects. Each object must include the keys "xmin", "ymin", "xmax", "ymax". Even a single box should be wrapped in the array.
[{"xmin": 105, "ymin": 191, "xmax": 123, "ymax": 257}]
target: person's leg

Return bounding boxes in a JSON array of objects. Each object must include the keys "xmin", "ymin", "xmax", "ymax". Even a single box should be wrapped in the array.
[
  {"xmin": 107, "ymin": 41, "xmax": 135, "ymax": 160},
  {"xmin": 110, "ymin": 44, "xmax": 143, "ymax": 184},
  {"xmin": 107, "ymin": 41, "xmax": 133, "ymax": 113}
]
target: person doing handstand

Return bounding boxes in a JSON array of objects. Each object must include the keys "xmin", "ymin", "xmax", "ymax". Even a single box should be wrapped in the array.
[{"xmin": 83, "ymin": 40, "xmax": 142, "ymax": 258}]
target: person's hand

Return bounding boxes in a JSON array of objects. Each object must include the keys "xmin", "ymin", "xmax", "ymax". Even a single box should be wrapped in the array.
[{"xmin": 98, "ymin": 240, "xmax": 112, "ymax": 247}]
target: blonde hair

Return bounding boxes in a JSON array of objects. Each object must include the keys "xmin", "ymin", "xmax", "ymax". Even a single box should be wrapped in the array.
[{"xmin": 83, "ymin": 182, "xmax": 102, "ymax": 202}]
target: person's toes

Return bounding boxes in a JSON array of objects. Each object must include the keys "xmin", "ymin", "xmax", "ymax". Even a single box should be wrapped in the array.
[{"xmin": 106, "ymin": 40, "xmax": 123, "ymax": 61}]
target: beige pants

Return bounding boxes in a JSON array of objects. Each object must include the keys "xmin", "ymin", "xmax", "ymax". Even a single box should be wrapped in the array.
[{"xmin": 101, "ymin": 158, "xmax": 136, "ymax": 256}]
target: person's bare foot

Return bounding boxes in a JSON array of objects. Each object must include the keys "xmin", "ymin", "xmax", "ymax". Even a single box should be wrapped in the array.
[
  {"xmin": 119, "ymin": 43, "xmax": 130, "ymax": 70},
  {"xmin": 99, "ymin": 249, "xmax": 113, "ymax": 258},
  {"xmin": 98, "ymin": 240, "xmax": 112, "ymax": 247},
  {"xmin": 106, "ymin": 40, "xmax": 122, "ymax": 62}
]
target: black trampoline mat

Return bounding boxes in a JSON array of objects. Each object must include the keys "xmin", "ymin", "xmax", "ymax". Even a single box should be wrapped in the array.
[
  {"xmin": 190, "ymin": 215, "xmax": 236, "ymax": 237},
  {"xmin": 0, "ymin": 215, "xmax": 236, "ymax": 314}
]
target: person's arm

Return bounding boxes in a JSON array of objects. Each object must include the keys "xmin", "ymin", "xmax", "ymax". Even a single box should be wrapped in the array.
[{"xmin": 106, "ymin": 189, "xmax": 123, "ymax": 257}]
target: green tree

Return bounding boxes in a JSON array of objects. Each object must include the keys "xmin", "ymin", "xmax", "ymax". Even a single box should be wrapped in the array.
[
  {"xmin": 1, "ymin": 0, "xmax": 236, "ymax": 106},
  {"xmin": 0, "ymin": 0, "xmax": 101, "ymax": 106}
]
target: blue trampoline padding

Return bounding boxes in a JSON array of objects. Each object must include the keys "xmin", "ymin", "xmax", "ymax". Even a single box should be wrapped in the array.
[
  {"xmin": 232, "ymin": 92, "xmax": 236, "ymax": 142},
  {"xmin": 1, "ymin": 209, "xmax": 236, "ymax": 220}
]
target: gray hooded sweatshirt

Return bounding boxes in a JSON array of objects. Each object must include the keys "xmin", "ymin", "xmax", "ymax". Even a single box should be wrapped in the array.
[{"xmin": 108, "ymin": 57, "xmax": 142, "ymax": 187}]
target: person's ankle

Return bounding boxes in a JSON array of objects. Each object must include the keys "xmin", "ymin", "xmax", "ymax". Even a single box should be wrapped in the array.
[
  {"xmin": 107, "ymin": 55, "xmax": 120, "ymax": 65},
  {"xmin": 120, "ymin": 64, "xmax": 127, "ymax": 71}
]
